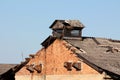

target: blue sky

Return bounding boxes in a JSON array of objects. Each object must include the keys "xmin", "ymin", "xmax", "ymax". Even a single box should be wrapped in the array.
[{"xmin": 0, "ymin": 0, "xmax": 120, "ymax": 63}]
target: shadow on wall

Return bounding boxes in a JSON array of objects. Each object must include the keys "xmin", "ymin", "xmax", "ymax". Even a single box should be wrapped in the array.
[{"xmin": 0, "ymin": 69, "xmax": 15, "ymax": 80}]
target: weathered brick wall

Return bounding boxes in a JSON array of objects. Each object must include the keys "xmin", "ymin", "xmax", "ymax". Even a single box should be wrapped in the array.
[
  {"xmin": 16, "ymin": 48, "xmax": 46, "ymax": 75},
  {"xmin": 45, "ymin": 39, "xmax": 99, "ymax": 75},
  {"xmin": 16, "ymin": 39, "xmax": 104, "ymax": 80}
]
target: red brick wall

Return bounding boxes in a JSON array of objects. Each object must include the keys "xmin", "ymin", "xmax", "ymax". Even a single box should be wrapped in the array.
[{"xmin": 16, "ymin": 39, "xmax": 99, "ymax": 75}]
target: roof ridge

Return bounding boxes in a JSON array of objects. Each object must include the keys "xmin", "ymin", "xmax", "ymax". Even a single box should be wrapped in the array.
[
  {"xmin": 108, "ymin": 39, "xmax": 120, "ymax": 43},
  {"xmin": 0, "ymin": 64, "xmax": 17, "ymax": 65},
  {"xmin": 82, "ymin": 36, "xmax": 120, "ymax": 42},
  {"xmin": 82, "ymin": 36, "xmax": 110, "ymax": 39}
]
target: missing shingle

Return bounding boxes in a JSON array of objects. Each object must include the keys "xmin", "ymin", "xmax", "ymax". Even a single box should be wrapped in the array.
[{"xmin": 99, "ymin": 45, "xmax": 120, "ymax": 53}]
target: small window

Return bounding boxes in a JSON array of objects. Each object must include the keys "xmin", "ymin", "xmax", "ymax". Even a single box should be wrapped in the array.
[
  {"xmin": 56, "ymin": 30, "xmax": 63, "ymax": 33},
  {"xmin": 71, "ymin": 30, "xmax": 80, "ymax": 37}
]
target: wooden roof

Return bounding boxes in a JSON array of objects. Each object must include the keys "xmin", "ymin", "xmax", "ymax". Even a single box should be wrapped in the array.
[
  {"xmin": 41, "ymin": 36, "xmax": 56, "ymax": 48},
  {"xmin": 65, "ymin": 37, "xmax": 120, "ymax": 76},
  {"xmin": 49, "ymin": 20, "xmax": 85, "ymax": 30}
]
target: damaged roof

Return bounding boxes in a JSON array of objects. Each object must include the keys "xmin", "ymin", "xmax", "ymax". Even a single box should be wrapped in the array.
[
  {"xmin": 49, "ymin": 20, "xmax": 85, "ymax": 29},
  {"xmin": 65, "ymin": 37, "xmax": 120, "ymax": 76}
]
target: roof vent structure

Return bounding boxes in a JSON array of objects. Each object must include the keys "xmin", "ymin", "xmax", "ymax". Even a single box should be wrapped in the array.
[{"xmin": 49, "ymin": 20, "xmax": 85, "ymax": 39}]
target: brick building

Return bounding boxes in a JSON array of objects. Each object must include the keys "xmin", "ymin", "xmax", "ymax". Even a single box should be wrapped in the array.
[{"xmin": 4, "ymin": 20, "xmax": 120, "ymax": 80}]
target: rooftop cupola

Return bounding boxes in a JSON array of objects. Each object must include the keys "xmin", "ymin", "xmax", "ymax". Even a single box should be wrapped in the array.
[{"xmin": 49, "ymin": 20, "xmax": 85, "ymax": 39}]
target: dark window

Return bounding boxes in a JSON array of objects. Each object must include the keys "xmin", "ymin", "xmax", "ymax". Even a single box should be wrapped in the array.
[
  {"xmin": 71, "ymin": 30, "xmax": 80, "ymax": 37},
  {"xmin": 54, "ymin": 29, "xmax": 81, "ymax": 37},
  {"xmin": 56, "ymin": 29, "xmax": 63, "ymax": 33}
]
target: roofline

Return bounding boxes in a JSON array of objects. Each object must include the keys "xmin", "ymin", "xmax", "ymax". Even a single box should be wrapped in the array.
[
  {"xmin": 41, "ymin": 36, "xmax": 57, "ymax": 48},
  {"xmin": 75, "ymin": 53, "xmax": 104, "ymax": 73},
  {"xmin": 49, "ymin": 20, "xmax": 64, "ymax": 29},
  {"xmin": 49, "ymin": 20, "xmax": 85, "ymax": 29},
  {"xmin": 13, "ymin": 60, "xmax": 30, "ymax": 73}
]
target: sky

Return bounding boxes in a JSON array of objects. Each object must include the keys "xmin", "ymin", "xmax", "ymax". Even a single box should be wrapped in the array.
[{"xmin": 0, "ymin": 0, "xmax": 120, "ymax": 64}]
